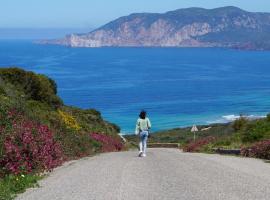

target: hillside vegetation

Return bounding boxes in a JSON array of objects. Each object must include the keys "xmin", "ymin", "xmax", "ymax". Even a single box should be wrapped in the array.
[
  {"xmin": 0, "ymin": 68, "xmax": 123, "ymax": 200},
  {"xmin": 127, "ymin": 116, "xmax": 270, "ymax": 159},
  {"xmin": 125, "ymin": 123, "xmax": 234, "ymax": 146}
]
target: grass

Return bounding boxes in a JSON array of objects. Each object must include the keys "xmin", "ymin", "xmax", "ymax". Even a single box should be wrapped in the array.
[{"xmin": 0, "ymin": 174, "xmax": 42, "ymax": 200}]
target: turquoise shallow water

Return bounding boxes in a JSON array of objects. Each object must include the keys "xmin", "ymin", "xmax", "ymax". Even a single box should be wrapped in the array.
[{"xmin": 1, "ymin": 40, "xmax": 270, "ymax": 133}]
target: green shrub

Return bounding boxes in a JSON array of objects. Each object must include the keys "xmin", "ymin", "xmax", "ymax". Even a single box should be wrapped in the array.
[
  {"xmin": 267, "ymin": 113, "xmax": 270, "ymax": 122},
  {"xmin": 0, "ymin": 87, "xmax": 5, "ymax": 95},
  {"xmin": 25, "ymin": 100, "xmax": 61, "ymax": 129},
  {"xmin": 54, "ymin": 130, "xmax": 101, "ymax": 158},
  {"xmin": 233, "ymin": 117, "xmax": 248, "ymax": 131},
  {"xmin": 61, "ymin": 106, "xmax": 120, "ymax": 135},
  {"xmin": 0, "ymin": 68, "xmax": 63, "ymax": 108},
  {"xmin": 214, "ymin": 138, "xmax": 232, "ymax": 147},
  {"xmin": 240, "ymin": 120, "xmax": 270, "ymax": 143}
]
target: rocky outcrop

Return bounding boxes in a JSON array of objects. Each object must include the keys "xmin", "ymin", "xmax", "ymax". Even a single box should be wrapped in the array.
[{"xmin": 43, "ymin": 6, "xmax": 270, "ymax": 50}]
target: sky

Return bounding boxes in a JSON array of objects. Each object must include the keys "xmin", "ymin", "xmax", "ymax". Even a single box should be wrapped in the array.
[{"xmin": 1, "ymin": 0, "xmax": 270, "ymax": 29}]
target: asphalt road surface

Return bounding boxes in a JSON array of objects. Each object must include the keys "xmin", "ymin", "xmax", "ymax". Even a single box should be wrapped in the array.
[{"xmin": 16, "ymin": 148, "xmax": 270, "ymax": 200}]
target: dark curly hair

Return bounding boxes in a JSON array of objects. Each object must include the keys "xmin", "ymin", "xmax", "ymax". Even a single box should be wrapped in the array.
[{"xmin": 139, "ymin": 110, "xmax": 147, "ymax": 119}]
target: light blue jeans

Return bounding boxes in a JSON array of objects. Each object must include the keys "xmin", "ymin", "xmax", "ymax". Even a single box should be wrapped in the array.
[{"xmin": 139, "ymin": 131, "xmax": 148, "ymax": 154}]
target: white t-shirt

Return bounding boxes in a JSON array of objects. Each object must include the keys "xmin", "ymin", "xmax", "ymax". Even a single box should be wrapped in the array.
[{"xmin": 135, "ymin": 117, "xmax": 151, "ymax": 135}]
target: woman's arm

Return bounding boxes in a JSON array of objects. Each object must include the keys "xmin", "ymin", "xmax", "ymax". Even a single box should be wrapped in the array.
[
  {"xmin": 135, "ymin": 119, "xmax": 140, "ymax": 135},
  {"xmin": 147, "ymin": 118, "xmax": 151, "ymax": 129}
]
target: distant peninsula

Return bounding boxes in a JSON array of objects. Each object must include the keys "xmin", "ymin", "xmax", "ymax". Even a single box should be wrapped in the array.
[{"xmin": 41, "ymin": 6, "xmax": 270, "ymax": 50}]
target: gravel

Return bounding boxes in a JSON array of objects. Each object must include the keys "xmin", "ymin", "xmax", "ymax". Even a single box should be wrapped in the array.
[{"xmin": 16, "ymin": 148, "xmax": 270, "ymax": 200}]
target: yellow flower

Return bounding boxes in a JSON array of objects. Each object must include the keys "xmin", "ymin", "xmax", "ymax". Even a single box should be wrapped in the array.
[
  {"xmin": 58, "ymin": 110, "xmax": 81, "ymax": 131},
  {"xmin": 21, "ymin": 174, "xmax": 25, "ymax": 178}
]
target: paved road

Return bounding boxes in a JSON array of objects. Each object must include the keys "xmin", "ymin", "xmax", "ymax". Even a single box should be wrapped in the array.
[{"xmin": 17, "ymin": 149, "xmax": 270, "ymax": 200}]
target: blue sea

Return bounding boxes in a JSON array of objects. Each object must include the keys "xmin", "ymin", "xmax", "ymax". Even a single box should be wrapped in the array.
[{"xmin": 1, "ymin": 40, "xmax": 270, "ymax": 133}]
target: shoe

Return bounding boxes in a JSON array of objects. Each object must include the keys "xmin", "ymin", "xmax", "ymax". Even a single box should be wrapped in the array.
[
  {"xmin": 142, "ymin": 154, "xmax": 146, "ymax": 157},
  {"xmin": 138, "ymin": 152, "xmax": 143, "ymax": 157}
]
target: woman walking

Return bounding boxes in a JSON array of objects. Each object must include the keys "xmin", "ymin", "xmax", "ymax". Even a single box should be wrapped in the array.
[{"xmin": 135, "ymin": 110, "xmax": 151, "ymax": 157}]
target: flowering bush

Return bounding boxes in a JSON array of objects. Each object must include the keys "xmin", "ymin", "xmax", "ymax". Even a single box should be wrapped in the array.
[
  {"xmin": 58, "ymin": 110, "xmax": 81, "ymax": 131},
  {"xmin": 0, "ymin": 68, "xmax": 123, "ymax": 199},
  {"xmin": 0, "ymin": 110, "xmax": 63, "ymax": 176},
  {"xmin": 90, "ymin": 133, "xmax": 123, "ymax": 152},
  {"xmin": 241, "ymin": 140, "xmax": 270, "ymax": 160},
  {"xmin": 183, "ymin": 136, "xmax": 216, "ymax": 152}
]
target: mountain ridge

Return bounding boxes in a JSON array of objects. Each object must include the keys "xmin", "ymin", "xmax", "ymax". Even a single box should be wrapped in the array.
[{"xmin": 42, "ymin": 6, "xmax": 270, "ymax": 50}]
